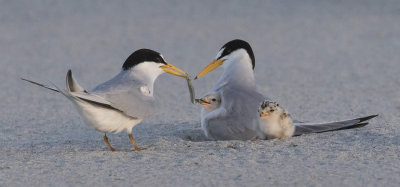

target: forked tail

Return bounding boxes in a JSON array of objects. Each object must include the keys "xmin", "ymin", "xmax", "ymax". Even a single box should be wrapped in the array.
[
  {"xmin": 21, "ymin": 78, "xmax": 59, "ymax": 92},
  {"xmin": 22, "ymin": 69, "xmax": 86, "ymax": 94}
]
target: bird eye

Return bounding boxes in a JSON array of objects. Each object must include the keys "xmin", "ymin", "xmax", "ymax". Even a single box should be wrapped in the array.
[{"xmin": 212, "ymin": 98, "xmax": 216, "ymax": 102}]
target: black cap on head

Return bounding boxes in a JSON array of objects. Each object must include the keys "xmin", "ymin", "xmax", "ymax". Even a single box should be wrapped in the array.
[
  {"xmin": 122, "ymin": 49, "xmax": 167, "ymax": 70},
  {"xmin": 217, "ymin": 39, "xmax": 255, "ymax": 69}
]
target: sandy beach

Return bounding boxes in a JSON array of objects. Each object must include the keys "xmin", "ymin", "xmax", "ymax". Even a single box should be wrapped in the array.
[{"xmin": 0, "ymin": 0, "xmax": 399, "ymax": 186}]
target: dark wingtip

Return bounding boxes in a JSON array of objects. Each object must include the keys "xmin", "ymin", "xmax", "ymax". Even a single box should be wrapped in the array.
[
  {"xmin": 21, "ymin": 77, "xmax": 32, "ymax": 83},
  {"xmin": 338, "ymin": 122, "xmax": 369, "ymax": 130},
  {"xmin": 194, "ymin": 76, "xmax": 198, "ymax": 80},
  {"xmin": 358, "ymin": 114, "xmax": 378, "ymax": 123},
  {"xmin": 21, "ymin": 77, "xmax": 36, "ymax": 84}
]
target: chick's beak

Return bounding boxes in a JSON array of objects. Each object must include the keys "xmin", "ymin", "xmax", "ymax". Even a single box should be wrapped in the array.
[
  {"xmin": 260, "ymin": 112, "xmax": 269, "ymax": 117},
  {"xmin": 160, "ymin": 63, "xmax": 188, "ymax": 78},
  {"xmin": 195, "ymin": 59, "xmax": 226, "ymax": 79},
  {"xmin": 195, "ymin": 98, "xmax": 210, "ymax": 105}
]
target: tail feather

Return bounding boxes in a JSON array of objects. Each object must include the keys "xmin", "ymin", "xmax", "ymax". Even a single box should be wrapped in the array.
[
  {"xmin": 21, "ymin": 78, "xmax": 59, "ymax": 93},
  {"xmin": 66, "ymin": 69, "xmax": 86, "ymax": 92},
  {"xmin": 293, "ymin": 114, "xmax": 378, "ymax": 136}
]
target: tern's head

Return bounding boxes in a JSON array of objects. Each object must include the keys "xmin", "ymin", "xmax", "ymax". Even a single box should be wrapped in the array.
[
  {"xmin": 195, "ymin": 93, "xmax": 221, "ymax": 112},
  {"xmin": 258, "ymin": 100, "xmax": 281, "ymax": 118},
  {"xmin": 122, "ymin": 49, "xmax": 187, "ymax": 79},
  {"xmin": 195, "ymin": 39, "xmax": 255, "ymax": 79}
]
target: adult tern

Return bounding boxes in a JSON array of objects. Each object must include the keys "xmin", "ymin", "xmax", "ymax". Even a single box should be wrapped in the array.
[
  {"xmin": 195, "ymin": 39, "xmax": 378, "ymax": 140},
  {"xmin": 22, "ymin": 49, "xmax": 188, "ymax": 151}
]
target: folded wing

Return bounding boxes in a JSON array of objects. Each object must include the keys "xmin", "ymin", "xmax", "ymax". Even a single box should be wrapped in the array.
[
  {"xmin": 205, "ymin": 84, "xmax": 268, "ymax": 140},
  {"xmin": 293, "ymin": 114, "xmax": 378, "ymax": 136}
]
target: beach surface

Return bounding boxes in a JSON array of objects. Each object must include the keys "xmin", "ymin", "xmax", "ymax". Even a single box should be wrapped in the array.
[{"xmin": 0, "ymin": 0, "xmax": 399, "ymax": 186}]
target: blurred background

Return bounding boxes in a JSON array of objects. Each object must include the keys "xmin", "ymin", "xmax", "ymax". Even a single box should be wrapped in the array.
[
  {"xmin": 0, "ymin": 0, "xmax": 399, "ymax": 186},
  {"xmin": 2, "ymin": 0, "xmax": 399, "ymax": 122}
]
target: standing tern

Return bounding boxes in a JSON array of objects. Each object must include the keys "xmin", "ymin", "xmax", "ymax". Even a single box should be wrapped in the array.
[
  {"xmin": 22, "ymin": 49, "xmax": 188, "ymax": 151},
  {"xmin": 195, "ymin": 39, "xmax": 378, "ymax": 140}
]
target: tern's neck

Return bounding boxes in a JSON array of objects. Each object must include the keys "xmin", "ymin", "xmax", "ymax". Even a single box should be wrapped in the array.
[
  {"xmin": 212, "ymin": 57, "xmax": 255, "ymax": 90},
  {"xmin": 123, "ymin": 62, "xmax": 164, "ymax": 93}
]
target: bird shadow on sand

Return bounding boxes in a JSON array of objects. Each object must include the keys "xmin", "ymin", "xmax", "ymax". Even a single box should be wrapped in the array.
[
  {"xmin": 163, "ymin": 122, "xmax": 211, "ymax": 142},
  {"xmin": 176, "ymin": 128, "xmax": 211, "ymax": 142}
]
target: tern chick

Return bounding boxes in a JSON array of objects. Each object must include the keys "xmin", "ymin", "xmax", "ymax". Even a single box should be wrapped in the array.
[
  {"xmin": 195, "ymin": 93, "xmax": 221, "ymax": 113},
  {"xmin": 195, "ymin": 93, "xmax": 224, "ymax": 139},
  {"xmin": 258, "ymin": 100, "xmax": 295, "ymax": 139}
]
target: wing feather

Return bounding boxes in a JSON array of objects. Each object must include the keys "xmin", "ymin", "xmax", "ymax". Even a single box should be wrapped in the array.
[
  {"xmin": 91, "ymin": 72, "xmax": 155, "ymax": 119},
  {"xmin": 293, "ymin": 114, "xmax": 378, "ymax": 135},
  {"xmin": 204, "ymin": 84, "xmax": 268, "ymax": 140}
]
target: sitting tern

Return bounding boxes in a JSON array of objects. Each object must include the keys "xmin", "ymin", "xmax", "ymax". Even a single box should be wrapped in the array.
[
  {"xmin": 195, "ymin": 39, "xmax": 378, "ymax": 140},
  {"xmin": 22, "ymin": 49, "xmax": 188, "ymax": 151},
  {"xmin": 258, "ymin": 100, "xmax": 295, "ymax": 139}
]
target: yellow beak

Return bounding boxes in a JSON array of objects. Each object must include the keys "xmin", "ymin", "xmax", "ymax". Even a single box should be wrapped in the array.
[
  {"xmin": 160, "ymin": 63, "xmax": 188, "ymax": 78},
  {"xmin": 260, "ymin": 112, "xmax": 269, "ymax": 117},
  {"xmin": 195, "ymin": 59, "xmax": 226, "ymax": 79}
]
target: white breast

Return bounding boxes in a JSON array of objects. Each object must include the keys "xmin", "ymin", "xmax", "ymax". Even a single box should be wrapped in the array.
[
  {"xmin": 73, "ymin": 100, "xmax": 142, "ymax": 134},
  {"xmin": 259, "ymin": 116, "xmax": 283, "ymax": 139}
]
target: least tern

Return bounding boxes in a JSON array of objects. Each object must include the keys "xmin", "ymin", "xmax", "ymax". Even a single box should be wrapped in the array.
[
  {"xmin": 258, "ymin": 100, "xmax": 295, "ymax": 139},
  {"xmin": 195, "ymin": 39, "xmax": 265, "ymax": 140},
  {"xmin": 195, "ymin": 39, "xmax": 378, "ymax": 140},
  {"xmin": 22, "ymin": 49, "xmax": 188, "ymax": 151}
]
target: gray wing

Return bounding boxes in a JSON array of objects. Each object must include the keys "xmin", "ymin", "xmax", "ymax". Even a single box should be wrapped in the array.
[
  {"xmin": 22, "ymin": 70, "xmax": 151, "ymax": 118},
  {"xmin": 65, "ymin": 70, "xmax": 137, "ymax": 115},
  {"xmin": 205, "ymin": 84, "xmax": 268, "ymax": 140},
  {"xmin": 293, "ymin": 114, "xmax": 378, "ymax": 136},
  {"xmin": 91, "ymin": 73, "xmax": 155, "ymax": 119}
]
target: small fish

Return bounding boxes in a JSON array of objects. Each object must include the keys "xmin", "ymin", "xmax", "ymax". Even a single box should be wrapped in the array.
[{"xmin": 184, "ymin": 74, "xmax": 196, "ymax": 104}]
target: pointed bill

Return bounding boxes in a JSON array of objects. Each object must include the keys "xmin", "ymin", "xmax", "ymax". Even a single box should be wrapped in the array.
[
  {"xmin": 195, "ymin": 59, "xmax": 226, "ymax": 79},
  {"xmin": 160, "ymin": 63, "xmax": 188, "ymax": 78},
  {"xmin": 195, "ymin": 98, "xmax": 210, "ymax": 105},
  {"xmin": 160, "ymin": 63, "xmax": 196, "ymax": 104}
]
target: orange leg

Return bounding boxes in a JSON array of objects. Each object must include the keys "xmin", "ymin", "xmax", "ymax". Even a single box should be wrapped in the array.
[
  {"xmin": 103, "ymin": 134, "xmax": 116, "ymax": 151},
  {"xmin": 129, "ymin": 134, "xmax": 146, "ymax": 151}
]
